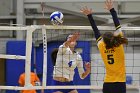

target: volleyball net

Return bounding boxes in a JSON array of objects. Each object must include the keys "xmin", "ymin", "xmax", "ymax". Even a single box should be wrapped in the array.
[{"xmin": 0, "ymin": 25, "xmax": 140, "ymax": 92}]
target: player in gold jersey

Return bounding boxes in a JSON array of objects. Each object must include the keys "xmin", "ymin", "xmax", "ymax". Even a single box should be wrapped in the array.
[{"xmin": 81, "ymin": 0, "xmax": 128, "ymax": 93}]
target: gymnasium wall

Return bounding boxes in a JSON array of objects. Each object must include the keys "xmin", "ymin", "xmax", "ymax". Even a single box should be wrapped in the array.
[
  {"xmin": 6, "ymin": 41, "xmax": 34, "ymax": 93},
  {"xmin": 0, "ymin": 0, "xmax": 11, "ymax": 16}
]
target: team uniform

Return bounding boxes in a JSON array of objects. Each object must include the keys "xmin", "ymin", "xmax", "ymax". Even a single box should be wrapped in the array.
[
  {"xmin": 52, "ymin": 44, "xmax": 85, "ymax": 92},
  {"xmin": 18, "ymin": 72, "xmax": 40, "ymax": 93},
  {"xmin": 87, "ymin": 8, "xmax": 126, "ymax": 93}
]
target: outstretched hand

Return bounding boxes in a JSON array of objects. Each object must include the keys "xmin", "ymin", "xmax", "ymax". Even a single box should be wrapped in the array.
[
  {"xmin": 80, "ymin": 6, "xmax": 93, "ymax": 16},
  {"xmin": 104, "ymin": 0, "xmax": 114, "ymax": 11}
]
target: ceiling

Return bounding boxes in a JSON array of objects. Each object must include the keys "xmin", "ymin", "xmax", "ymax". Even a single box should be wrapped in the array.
[
  {"xmin": 1, "ymin": 0, "xmax": 140, "ymax": 46},
  {"xmin": 24, "ymin": 0, "xmax": 140, "ymax": 26},
  {"xmin": 23, "ymin": 0, "xmax": 140, "ymax": 46}
]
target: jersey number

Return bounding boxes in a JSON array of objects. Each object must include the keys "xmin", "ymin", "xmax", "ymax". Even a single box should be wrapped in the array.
[
  {"xmin": 107, "ymin": 54, "xmax": 114, "ymax": 64},
  {"xmin": 68, "ymin": 61, "xmax": 72, "ymax": 67}
]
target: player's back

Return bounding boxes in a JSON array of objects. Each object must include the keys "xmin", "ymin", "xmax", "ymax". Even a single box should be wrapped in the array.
[{"xmin": 98, "ymin": 41, "xmax": 126, "ymax": 82}]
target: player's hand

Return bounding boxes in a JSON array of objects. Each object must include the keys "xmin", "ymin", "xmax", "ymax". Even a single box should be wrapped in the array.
[
  {"xmin": 68, "ymin": 32, "xmax": 80, "ymax": 42},
  {"xmin": 104, "ymin": 0, "xmax": 114, "ymax": 11},
  {"xmin": 80, "ymin": 6, "xmax": 93, "ymax": 16},
  {"xmin": 64, "ymin": 32, "xmax": 80, "ymax": 47},
  {"xmin": 85, "ymin": 62, "xmax": 91, "ymax": 73}
]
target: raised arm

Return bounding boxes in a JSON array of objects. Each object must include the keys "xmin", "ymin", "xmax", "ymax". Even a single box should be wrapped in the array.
[
  {"xmin": 64, "ymin": 32, "xmax": 80, "ymax": 47},
  {"xmin": 58, "ymin": 32, "xmax": 80, "ymax": 54},
  {"xmin": 105, "ymin": 0, "xmax": 121, "ymax": 30},
  {"xmin": 81, "ymin": 6, "xmax": 101, "ymax": 42}
]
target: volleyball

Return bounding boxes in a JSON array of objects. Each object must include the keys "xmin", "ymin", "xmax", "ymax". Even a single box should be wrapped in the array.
[{"xmin": 50, "ymin": 11, "xmax": 64, "ymax": 25}]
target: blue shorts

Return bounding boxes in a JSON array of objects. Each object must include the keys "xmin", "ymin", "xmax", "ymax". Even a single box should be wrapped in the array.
[{"xmin": 51, "ymin": 79, "xmax": 75, "ymax": 93}]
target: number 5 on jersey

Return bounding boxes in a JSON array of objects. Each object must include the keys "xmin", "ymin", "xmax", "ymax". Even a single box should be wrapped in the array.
[{"xmin": 107, "ymin": 54, "xmax": 114, "ymax": 64}]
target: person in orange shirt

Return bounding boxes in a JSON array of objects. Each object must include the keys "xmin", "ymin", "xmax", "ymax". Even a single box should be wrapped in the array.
[{"xmin": 18, "ymin": 72, "xmax": 44, "ymax": 93}]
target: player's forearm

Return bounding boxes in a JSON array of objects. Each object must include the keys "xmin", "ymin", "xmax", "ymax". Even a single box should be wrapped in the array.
[
  {"xmin": 64, "ymin": 40, "xmax": 71, "ymax": 47},
  {"xmin": 110, "ymin": 8, "xmax": 121, "ymax": 29},
  {"xmin": 87, "ymin": 14, "xmax": 101, "ymax": 40},
  {"xmin": 81, "ymin": 70, "xmax": 90, "ymax": 79}
]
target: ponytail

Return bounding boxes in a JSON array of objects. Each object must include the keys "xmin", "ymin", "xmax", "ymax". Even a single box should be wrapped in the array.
[
  {"xmin": 111, "ymin": 35, "xmax": 128, "ymax": 48},
  {"xmin": 51, "ymin": 48, "xmax": 58, "ymax": 66},
  {"xmin": 103, "ymin": 32, "xmax": 128, "ymax": 49}
]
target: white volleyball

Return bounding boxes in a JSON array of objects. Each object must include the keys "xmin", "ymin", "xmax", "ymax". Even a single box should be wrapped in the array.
[{"xmin": 50, "ymin": 11, "xmax": 64, "ymax": 25}]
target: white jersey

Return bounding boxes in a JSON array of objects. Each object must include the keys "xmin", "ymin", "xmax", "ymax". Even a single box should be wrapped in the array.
[{"xmin": 53, "ymin": 44, "xmax": 84, "ymax": 81}]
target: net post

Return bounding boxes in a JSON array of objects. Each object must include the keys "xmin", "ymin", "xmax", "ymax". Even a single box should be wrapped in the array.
[
  {"xmin": 24, "ymin": 26, "xmax": 36, "ymax": 87},
  {"xmin": 42, "ymin": 25, "xmax": 47, "ymax": 86}
]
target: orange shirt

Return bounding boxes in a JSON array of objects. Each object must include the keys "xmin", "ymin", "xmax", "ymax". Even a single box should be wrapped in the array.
[{"xmin": 18, "ymin": 72, "xmax": 40, "ymax": 93}]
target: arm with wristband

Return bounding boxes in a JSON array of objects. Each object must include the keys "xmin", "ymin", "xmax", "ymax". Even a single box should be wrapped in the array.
[
  {"xmin": 80, "ymin": 6, "xmax": 101, "ymax": 42},
  {"xmin": 105, "ymin": 0, "xmax": 123, "ymax": 36}
]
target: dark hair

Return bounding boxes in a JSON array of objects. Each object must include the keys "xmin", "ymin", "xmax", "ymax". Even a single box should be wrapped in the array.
[
  {"xmin": 51, "ymin": 48, "xmax": 58, "ymax": 66},
  {"xmin": 66, "ymin": 34, "xmax": 73, "ymax": 40},
  {"xmin": 103, "ymin": 32, "xmax": 128, "ymax": 49}
]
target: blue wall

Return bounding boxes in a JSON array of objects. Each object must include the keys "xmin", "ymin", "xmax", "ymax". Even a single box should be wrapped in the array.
[
  {"xmin": 6, "ymin": 41, "xmax": 91, "ymax": 93},
  {"xmin": 6, "ymin": 41, "xmax": 34, "ymax": 93}
]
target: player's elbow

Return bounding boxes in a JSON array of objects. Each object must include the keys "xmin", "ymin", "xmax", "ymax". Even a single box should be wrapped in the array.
[
  {"xmin": 80, "ymin": 76, "xmax": 84, "ymax": 79},
  {"xmin": 80, "ymin": 73, "xmax": 86, "ymax": 79}
]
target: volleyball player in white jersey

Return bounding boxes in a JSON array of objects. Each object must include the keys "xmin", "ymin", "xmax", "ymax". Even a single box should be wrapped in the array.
[{"xmin": 52, "ymin": 32, "xmax": 91, "ymax": 93}]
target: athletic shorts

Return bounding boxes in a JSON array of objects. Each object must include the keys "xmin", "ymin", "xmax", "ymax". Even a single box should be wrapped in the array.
[
  {"xmin": 103, "ymin": 82, "xmax": 126, "ymax": 93},
  {"xmin": 51, "ymin": 79, "xmax": 75, "ymax": 93}
]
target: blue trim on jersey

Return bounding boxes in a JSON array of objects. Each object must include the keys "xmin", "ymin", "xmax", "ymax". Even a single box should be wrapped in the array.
[{"xmin": 68, "ymin": 61, "xmax": 73, "ymax": 67}]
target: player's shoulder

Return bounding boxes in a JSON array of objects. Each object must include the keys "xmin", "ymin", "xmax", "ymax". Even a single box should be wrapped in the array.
[
  {"xmin": 59, "ymin": 44, "xmax": 69, "ymax": 49},
  {"xmin": 74, "ymin": 51, "xmax": 82, "ymax": 59},
  {"xmin": 97, "ymin": 38, "xmax": 104, "ymax": 47},
  {"xmin": 74, "ymin": 51, "xmax": 80, "ymax": 55},
  {"xmin": 114, "ymin": 27, "xmax": 123, "ymax": 36},
  {"xmin": 59, "ymin": 44, "xmax": 64, "ymax": 48}
]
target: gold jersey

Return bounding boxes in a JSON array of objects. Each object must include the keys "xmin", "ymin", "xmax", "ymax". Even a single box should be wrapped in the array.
[{"xmin": 97, "ymin": 28, "xmax": 126, "ymax": 82}]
